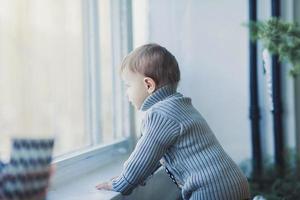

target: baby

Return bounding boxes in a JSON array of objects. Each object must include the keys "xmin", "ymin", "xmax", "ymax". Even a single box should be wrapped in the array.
[{"xmin": 96, "ymin": 43, "xmax": 250, "ymax": 200}]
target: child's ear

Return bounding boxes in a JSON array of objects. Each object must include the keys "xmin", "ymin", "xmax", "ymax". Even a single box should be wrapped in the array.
[{"xmin": 143, "ymin": 77, "xmax": 156, "ymax": 94}]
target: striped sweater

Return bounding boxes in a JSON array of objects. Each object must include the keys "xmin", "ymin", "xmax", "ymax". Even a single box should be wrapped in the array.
[{"xmin": 112, "ymin": 85, "xmax": 250, "ymax": 200}]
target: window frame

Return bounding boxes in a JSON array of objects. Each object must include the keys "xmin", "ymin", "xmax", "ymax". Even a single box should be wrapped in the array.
[{"xmin": 51, "ymin": 0, "xmax": 135, "ymax": 184}]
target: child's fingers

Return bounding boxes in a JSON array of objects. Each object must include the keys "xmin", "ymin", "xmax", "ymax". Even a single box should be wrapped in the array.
[
  {"xmin": 95, "ymin": 181, "xmax": 112, "ymax": 190},
  {"xmin": 95, "ymin": 183, "xmax": 102, "ymax": 189},
  {"xmin": 95, "ymin": 183, "xmax": 104, "ymax": 190},
  {"xmin": 97, "ymin": 176, "xmax": 117, "ymax": 190},
  {"xmin": 96, "ymin": 184, "xmax": 108, "ymax": 190}
]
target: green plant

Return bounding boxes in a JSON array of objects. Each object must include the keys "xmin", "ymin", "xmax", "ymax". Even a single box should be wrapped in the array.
[
  {"xmin": 250, "ymin": 169, "xmax": 300, "ymax": 199},
  {"xmin": 247, "ymin": 18, "xmax": 300, "ymax": 77},
  {"xmin": 240, "ymin": 149, "xmax": 300, "ymax": 200}
]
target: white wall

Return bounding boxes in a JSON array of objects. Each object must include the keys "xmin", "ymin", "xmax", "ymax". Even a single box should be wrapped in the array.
[
  {"xmin": 134, "ymin": 0, "xmax": 251, "ymax": 164},
  {"xmin": 132, "ymin": 0, "xmax": 299, "ymax": 165}
]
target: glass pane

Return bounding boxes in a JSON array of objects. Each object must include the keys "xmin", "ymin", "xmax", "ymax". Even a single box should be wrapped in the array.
[
  {"xmin": 99, "ymin": 0, "xmax": 114, "ymax": 143},
  {"xmin": 0, "ymin": 0, "xmax": 88, "ymax": 158},
  {"xmin": 98, "ymin": 0, "xmax": 129, "ymax": 143}
]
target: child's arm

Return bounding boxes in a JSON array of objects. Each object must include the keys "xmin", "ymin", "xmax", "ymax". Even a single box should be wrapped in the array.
[{"xmin": 110, "ymin": 112, "xmax": 180, "ymax": 194}]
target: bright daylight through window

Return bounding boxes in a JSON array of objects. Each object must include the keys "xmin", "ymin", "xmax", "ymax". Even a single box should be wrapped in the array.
[{"xmin": 0, "ymin": 0, "xmax": 132, "ymax": 159}]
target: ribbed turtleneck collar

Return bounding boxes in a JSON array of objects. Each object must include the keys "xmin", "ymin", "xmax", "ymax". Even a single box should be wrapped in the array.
[{"xmin": 140, "ymin": 85, "xmax": 177, "ymax": 111}]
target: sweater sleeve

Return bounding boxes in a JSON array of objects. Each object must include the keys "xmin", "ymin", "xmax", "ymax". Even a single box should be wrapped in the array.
[{"xmin": 112, "ymin": 112, "xmax": 180, "ymax": 194}]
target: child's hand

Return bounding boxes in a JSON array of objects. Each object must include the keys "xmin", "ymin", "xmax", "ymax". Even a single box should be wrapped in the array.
[
  {"xmin": 95, "ymin": 180, "xmax": 113, "ymax": 191},
  {"xmin": 95, "ymin": 176, "xmax": 117, "ymax": 191}
]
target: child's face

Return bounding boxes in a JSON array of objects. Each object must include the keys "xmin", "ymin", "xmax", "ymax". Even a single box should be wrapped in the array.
[{"xmin": 122, "ymin": 68, "xmax": 150, "ymax": 110}]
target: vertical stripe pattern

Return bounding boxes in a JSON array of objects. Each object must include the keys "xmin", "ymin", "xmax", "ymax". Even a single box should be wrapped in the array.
[{"xmin": 112, "ymin": 85, "xmax": 250, "ymax": 200}]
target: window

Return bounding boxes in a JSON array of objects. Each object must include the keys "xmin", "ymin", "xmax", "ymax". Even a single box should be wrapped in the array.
[{"xmin": 0, "ymin": 0, "xmax": 133, "ymax": 160}]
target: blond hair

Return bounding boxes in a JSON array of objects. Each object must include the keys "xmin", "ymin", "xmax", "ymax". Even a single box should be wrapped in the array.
[{"xmin": 121, "ymin": 43, "xmax": 180, "ymax": 88}]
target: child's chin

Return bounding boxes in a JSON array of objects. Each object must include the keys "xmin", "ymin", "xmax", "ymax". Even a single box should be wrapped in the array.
[
  {"xmin": 133, "ymin": 104, "xmax": 141, "ymax": 110},
  {"xmin": 129, "ymin": 102, "xmax": 138, "ymax": 109}
]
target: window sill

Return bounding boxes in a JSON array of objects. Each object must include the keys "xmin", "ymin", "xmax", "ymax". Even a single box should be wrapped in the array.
[
  {"xmin": 50, "ymin": 139, "xmax": 131, "ymax": 185},
  {"xmin": 47, "ymin": 138, "xmax": 181, "ymax": 200},
  {"xmin": 47, "ymin": 153, "xmax": 128, "ymax": 200},
  {"xmin": 47, "ymin": 155, "xmax": 182, "ymax": 200}
]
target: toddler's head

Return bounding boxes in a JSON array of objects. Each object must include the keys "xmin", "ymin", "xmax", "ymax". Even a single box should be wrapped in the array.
[{"xmin": 120, "ymin": 43, "xmax": 180, "ymax": 109}]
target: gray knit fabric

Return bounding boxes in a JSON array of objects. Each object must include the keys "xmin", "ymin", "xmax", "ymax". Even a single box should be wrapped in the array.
[{"xmin": 112, "ymin": 85, "xmax": 250, "ymax": 200}]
